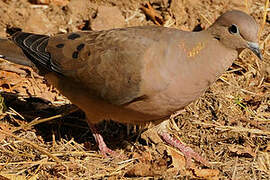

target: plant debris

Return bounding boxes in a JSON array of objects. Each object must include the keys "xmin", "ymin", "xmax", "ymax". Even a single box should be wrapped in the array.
[{"xmin": 0, "ymin": 0, "xmax": 269, "ymax": 179}]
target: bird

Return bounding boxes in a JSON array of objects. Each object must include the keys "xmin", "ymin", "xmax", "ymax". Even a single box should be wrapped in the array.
[{"xmin": 0, "ymin": 10, "xmax": 262, "ymax": 167}]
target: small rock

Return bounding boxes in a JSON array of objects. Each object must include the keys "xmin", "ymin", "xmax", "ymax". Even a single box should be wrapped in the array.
[
  {"xmin": 67, "ymin": 0, "xmax": 97, "ymax": 31},
  {"xmin": 67, "ymin": 0, "xmax": 94, "ymax": 16},
  {"xmin": 91, "ymin": 6, "xmax": 126, "ymax": 31},
  {"xmin": 24, "ymin": 10, "xmax": 56, "ymax": 34}
]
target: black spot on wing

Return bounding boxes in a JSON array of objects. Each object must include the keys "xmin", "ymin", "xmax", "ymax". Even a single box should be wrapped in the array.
[
  {"xmin": 72, "ymin": 51, "xmax": 79, "ymax": 59},
  {"xmin": 67, "ymin": 33, "xmax": 80, "ymax": 40},
  {"xmin": 76, "ymin": 43, "xmax": 85, "ymax": 51},
  {"xmin": 56, "ymin": 43, "xmax": 64, "ymax": 48}
]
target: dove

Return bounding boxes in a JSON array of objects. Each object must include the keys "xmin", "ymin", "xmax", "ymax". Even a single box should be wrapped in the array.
[{"xmin": 0, "ymin": 10, "xmax": 261, "ymax": 166}]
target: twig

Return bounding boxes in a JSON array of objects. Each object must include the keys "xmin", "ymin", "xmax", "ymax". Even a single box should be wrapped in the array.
[
  {"xmin": 0, "ymin": 129, "xmax": 62, "ymax": 164},
  {"xmin": 259, "ymin": 0, "xmax": 269, "ymax": 39},
  {"xmin": 192, "ymin": 121, "xmax": 270, "ymax": 135},
  {"xmin": 9, "ymin": 107, "xmax": 25, "ymax": 120},
  {"xmin": 12, "ymin": 107, "xmax": 79, "ymax": 132}
]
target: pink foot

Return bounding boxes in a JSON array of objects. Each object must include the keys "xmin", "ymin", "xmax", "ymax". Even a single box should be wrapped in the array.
[
  {"xmin": 159, "ymin": 131, "xmax": 209, "ymax": 168},
  {"xmin": 89, "ymin": 124, "xmax": 119, "ymax": 157}
]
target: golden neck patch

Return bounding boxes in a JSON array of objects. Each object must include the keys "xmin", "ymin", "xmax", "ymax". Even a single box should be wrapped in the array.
[{"xmin": 179, "ymin": 42, "xmax": 205, "ymax": 58}]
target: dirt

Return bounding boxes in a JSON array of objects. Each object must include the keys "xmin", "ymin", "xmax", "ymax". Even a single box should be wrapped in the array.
[{"xmin": 0, "ymin": 0, "xmax": 269, "ymax": 179}]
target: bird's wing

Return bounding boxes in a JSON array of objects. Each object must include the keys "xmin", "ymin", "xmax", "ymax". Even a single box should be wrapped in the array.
[{"xmin": 10, "ymin": 27, "xmax": 171, "ymax": 105}]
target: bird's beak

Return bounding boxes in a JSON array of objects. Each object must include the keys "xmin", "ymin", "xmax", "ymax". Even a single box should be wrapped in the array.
[{"xmin": 247, "ymin": 42, "xmax": 262, "ymax": 60}]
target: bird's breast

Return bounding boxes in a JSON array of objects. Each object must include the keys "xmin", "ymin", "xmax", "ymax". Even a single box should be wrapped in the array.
[{"xmin": 125, "ymin": 37, "xmax": 237, "ymax": 117}]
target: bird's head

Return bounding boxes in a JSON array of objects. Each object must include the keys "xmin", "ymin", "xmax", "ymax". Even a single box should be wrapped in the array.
[{"xmin": 209, "ymin": 10, "xmax": 262, "ymax": 60}]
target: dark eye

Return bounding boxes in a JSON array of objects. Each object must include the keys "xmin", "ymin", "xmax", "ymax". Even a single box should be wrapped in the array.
[{"xmin": 228, "ymin": 24, "xmax": 238, "ymax": 34}]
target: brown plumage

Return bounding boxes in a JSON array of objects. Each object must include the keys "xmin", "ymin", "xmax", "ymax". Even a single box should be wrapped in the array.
[{"xmin": 0, "ymin": 10, "xmax": 262, "ymax": 166}]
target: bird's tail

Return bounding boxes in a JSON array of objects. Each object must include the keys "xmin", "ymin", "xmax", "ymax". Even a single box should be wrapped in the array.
[{"xmin": 0, "ymin": 38, "xmax": 32, "ymax": 67}]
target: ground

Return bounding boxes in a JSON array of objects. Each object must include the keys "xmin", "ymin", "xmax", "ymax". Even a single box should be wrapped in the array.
[{"xmin": 0, "ymin": 0, "xmax": 269, "ymax": 179}]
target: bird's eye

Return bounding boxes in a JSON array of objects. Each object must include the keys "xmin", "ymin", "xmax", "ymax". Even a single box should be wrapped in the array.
[{"xmin": 228, "ymin": 24, "xmax": 238, "ymax": 34}]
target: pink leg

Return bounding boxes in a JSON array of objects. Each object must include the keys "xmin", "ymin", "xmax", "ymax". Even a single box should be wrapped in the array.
[
  {"xmin": 89, "ymin": 124, "xmax": 118, "ymax": 157},
  {"xmin": 159, "ymin": 131, "xmax": 209, "ymax": 167}
]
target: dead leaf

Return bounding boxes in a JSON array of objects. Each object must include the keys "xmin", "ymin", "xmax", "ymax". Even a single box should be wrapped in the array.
[
  {"xmin": 141, "ymin": 2, "xmax": 164, "ymax": 25},
  {"xmin": 126, "ymin": 151, "xmax": 167, "ymax": 177},
  {"xmin": 126, "ymin": 160, "xmax": 155, "ymax": 177},
  {"xmin": 193, "ymin": 168, "xmax": 220, "ymax": 180},
  {"xmin": 0, "ymin": 172, "xmax": 38, "ymax": 180},
  {"xmin": 141, "ymin": 126, "xmax": 163, "ymax": 145},
  {"xmin": 29, "ymin": 0, "xmax": 69, "ymax": 6},
  {"xmin": 228, "ymin": 145, "xmax": 256, "ymax": 158},
  {"xmin": 0, "ymin": 70, "xmax": 24, "ymax": 92},
  {"xmin": 166, "ymin": 147, "xmax": 188, "ymax": 176}
]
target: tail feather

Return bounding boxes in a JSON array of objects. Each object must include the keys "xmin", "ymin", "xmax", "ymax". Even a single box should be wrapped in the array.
[
  {"xmin": 0, "ymin": 38, "xmax": 32, "ymax": 67},
  {"xmin": 0, "ymin": 32, "xmax": 57, "ymax": 75},
  {"xmin": 12, "ymin": 32, "xmax": 51, "ymax": 68}
]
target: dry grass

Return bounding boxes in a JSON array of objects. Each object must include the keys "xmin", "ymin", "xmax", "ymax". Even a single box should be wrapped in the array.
[{"xmin": 0, "ymin": 0, "xmax": 269, "ymax": 179}]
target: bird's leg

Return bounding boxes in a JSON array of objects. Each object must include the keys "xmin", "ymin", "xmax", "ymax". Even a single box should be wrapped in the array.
[
  {"xmin": 88, "ymin": 123, "xmax": 118, "ymax": 157},
  {"xmin": 159, "ymin": 131, "xmax": 209, "ymax": 167},
  {"xmin": 158, "ymin": 120, "xmax": 209, "ymax": 168}
]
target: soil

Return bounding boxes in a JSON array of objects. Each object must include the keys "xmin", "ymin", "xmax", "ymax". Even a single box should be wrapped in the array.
[{"xmin": 0, "ymin": 0, "xmax": 269, "ymax": 179}]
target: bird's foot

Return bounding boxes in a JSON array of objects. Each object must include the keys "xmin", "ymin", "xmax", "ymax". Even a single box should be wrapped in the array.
[
  {"xmin": 89, "ymin": 123, "xmax": 123, "ymax": 158},
  {"xmin": 93, "ymin": 131, "xmax": 119, "ymax": 157},
  {"xmin": 159, "ymin": 131, "xmax": 209, "ymax": 168}
]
